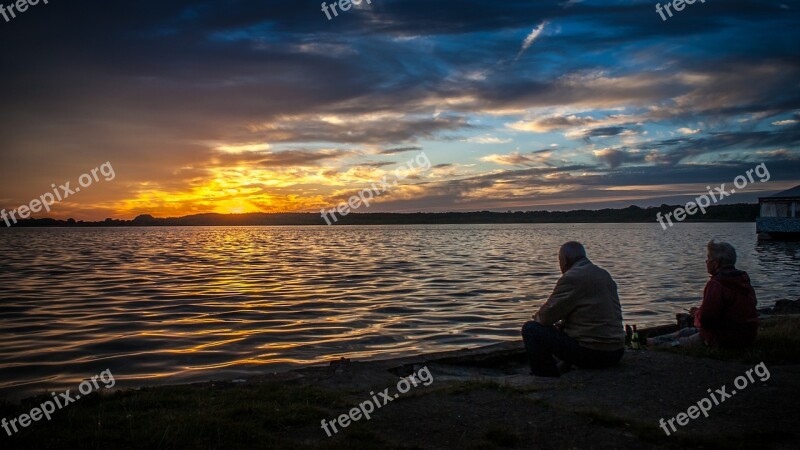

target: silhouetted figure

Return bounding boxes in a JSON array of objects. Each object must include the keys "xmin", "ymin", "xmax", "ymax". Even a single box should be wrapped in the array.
[
  {"xmin": 521, "ymin": 242, "xmax": 625, "ymax": 377},
  {"xmin": 649, "ymin": 240, "xmax": 759, "ymax": 348}
]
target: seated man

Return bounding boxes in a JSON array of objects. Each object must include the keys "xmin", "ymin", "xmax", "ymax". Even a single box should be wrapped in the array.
[
  {"xmin": 521, "ymin": 242, "xmax": 625, "ymax": 377},
  {"xmin": 649, "ymin": 240, "xmax": 759, "ymax": 348}
]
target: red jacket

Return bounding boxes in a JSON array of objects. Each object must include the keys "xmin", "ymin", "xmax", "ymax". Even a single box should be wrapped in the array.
[{"xmin": 695, "ymin": 269, "xmax": 759, "ymax": 348}]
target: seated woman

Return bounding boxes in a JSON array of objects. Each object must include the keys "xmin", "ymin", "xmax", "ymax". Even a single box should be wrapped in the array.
[{"xmin": 649, "ymin": 240, "xmax": 759, "ymax": 349}]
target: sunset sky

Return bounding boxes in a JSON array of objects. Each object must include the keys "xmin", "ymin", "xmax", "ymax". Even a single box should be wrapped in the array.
[{"xmin": 1, "ymin": 0, "xmax": 799, "ymax": 220}]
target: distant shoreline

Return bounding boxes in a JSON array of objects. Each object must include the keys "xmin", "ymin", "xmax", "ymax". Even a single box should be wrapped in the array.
[{"xmin": 3, "ymin": 203, "xmax": 760, "ymax": 227}]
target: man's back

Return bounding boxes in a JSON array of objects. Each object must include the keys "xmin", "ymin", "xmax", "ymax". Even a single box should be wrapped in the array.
[
  {"xmin": 537, "ymin": 259, "xmax": 625, "ymax": 351},
  {"xmin": 524, "ymin": 242, "xmax": 626, "ymax": 377}
]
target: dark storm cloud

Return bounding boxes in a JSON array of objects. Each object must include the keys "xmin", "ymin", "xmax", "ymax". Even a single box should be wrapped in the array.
[
  {"xmin": 208, "ymin": 149, "xmax": 358, "ymax": 167},
  {"xmin": 646, "ymin": 125, "xmax": 800, "ymax": 166},
  {"xmin": 380, "ymin": 158, "xmax": 800, "ymax": 212},
  {"xmin": 594, "ymin": 148, "xmax": 646, "ymax": 169},
  {"xmin": 249, "ymin": 116, "xmax": 471, "ymax": 145},
  {"xmin": 2, "ymin": 0, "xmax": 797, "ymax": 138},
  {"xmin": 379, "ymin": 146, "xmax": 424, "ymax": 155},
  {"xmin": 357, "ymin": 161, "xmax": 397, "ymax": 168},
  {"xmin": 1, "ymin": 0, "xmax": 798, "ymax": 215}
]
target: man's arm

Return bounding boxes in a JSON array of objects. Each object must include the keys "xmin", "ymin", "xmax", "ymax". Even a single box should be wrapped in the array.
[{"xmin": 534, "ymin": 275, "xmax": 577, "ymax": 325}]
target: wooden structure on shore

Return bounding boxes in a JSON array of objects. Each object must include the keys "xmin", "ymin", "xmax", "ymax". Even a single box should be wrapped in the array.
[{"xmin": 757, "ymin": 185, "xmax": 800, "ymax": 240}]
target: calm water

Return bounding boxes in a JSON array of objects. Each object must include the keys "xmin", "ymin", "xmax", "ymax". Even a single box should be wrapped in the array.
[{"xmin": 1, "ymin": 223, "xmax": 798, "ymax": 399}]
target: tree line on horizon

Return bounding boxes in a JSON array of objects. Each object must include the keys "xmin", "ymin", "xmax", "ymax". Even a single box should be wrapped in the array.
[{"xmin": 5, "ymin": 203, "xmax": 760, "ymax": 227}]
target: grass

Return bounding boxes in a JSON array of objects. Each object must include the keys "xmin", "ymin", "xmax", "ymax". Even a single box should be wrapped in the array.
[
  {"xmin": 572, "ymin": 408, "xmax": 664, "ymax": 441},
  {"xmin": 0, "ymin": 381, "xmax": 355, "ymax": 450},
  {"xmin": 482, "ymin": 426, "xmax": 520, "ymax": 448},
  {"xmin": 437, "ymin": 379, "xmax": 545, "ymax": 396},
  {"xmin": 572, "ymin": 408, "xmax": 789, "ymax": 449},
  {"xmin": 657, "ymin": 316, "xmax": 800, "ymax": 365}
]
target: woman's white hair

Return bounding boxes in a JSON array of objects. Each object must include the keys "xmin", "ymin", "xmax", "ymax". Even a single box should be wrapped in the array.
[{"xmin": 707, "ymin": 240, "xmax": 737, "ymax": 268}]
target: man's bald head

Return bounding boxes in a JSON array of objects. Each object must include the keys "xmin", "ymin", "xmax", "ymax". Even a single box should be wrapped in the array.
[{"xmin": 559, "ymin": 241, "xmax": 587, "ymax": 273}]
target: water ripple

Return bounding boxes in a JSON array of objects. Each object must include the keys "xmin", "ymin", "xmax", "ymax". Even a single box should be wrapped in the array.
[{"xmin": 1, "ymin": 223, "xmax": 798, "ymax": 399}]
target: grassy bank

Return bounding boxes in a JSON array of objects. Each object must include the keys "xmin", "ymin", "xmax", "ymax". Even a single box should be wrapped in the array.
[{"xmin": 659, "ymin": 316, "xmax": 800, "ymax": 365}]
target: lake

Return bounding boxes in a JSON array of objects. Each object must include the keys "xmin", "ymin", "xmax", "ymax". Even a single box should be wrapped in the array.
[{"xmin": 1, "ymin": 223, "xmax": 798, "ymax": 399}]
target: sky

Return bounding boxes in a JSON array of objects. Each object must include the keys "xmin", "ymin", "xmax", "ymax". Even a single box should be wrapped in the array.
[{"xmin": 1, "ymin": 0, "xmax": 799, "ymax": 220}]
